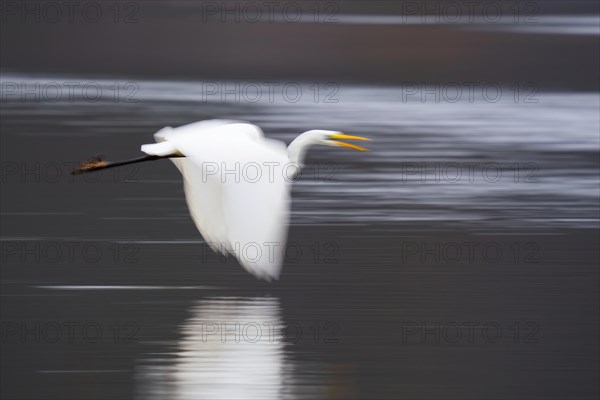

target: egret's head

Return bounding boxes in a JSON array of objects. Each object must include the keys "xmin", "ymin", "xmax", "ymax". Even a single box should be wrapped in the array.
[
  {"xmin": 303, "ymin": 130, "xmax": 370, "ymax": 151},
  {"xmin": 288, "ymin": 129, "xmax": 370, "ymax": 166}
]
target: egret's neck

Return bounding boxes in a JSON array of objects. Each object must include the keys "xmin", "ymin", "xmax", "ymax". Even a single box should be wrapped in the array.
[{"xmin": 287, "ymin": 132, "xmax": 316, "ymax": 166}]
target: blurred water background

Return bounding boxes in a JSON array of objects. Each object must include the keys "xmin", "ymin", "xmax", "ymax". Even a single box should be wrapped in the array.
[
  {"xmin": 2, "ymin": 74, "xmax": 599, "ymax": 229},
  {"xmin": 1, "ymin": 1, "xmax": 599, "ymax": 399}
]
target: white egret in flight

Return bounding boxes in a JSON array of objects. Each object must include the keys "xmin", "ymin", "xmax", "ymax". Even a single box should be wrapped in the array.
[{"xmin": 74, "ymin": 120, "xmax": 369, "ymax": 280}]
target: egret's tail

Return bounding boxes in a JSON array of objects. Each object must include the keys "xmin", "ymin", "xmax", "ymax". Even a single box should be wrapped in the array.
[{"xmin": 140, "ymin": 141, "xmax": 180, "ymax": 157}]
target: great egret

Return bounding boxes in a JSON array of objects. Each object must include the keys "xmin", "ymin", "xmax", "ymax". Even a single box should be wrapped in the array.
[{"xmin": 74, "ymin": 120, "xmax": 369, "ymax": 280}]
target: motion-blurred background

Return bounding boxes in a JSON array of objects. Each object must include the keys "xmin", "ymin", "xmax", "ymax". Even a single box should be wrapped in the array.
[
  {"xmin": 1, "ymin": 1, "xmax": 599, "ymax": 399},
  {"xmin": 2, "ymin": 1, "xmax": 599, "ymax": 88}
]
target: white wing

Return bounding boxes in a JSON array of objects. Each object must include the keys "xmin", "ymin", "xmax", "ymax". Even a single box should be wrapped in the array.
[
  {"xmin": 142, "ymin": 120, "xmax": 291, "ymax": 280},
  {"xmin": 142, "ymin": 121, "xmax": 247, "ymax": 156}
]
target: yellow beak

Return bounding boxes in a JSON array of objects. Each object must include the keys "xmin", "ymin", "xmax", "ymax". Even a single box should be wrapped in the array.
[{"xmin": 329, "ymin": 133, "xmax": 370, "ymax": 151}]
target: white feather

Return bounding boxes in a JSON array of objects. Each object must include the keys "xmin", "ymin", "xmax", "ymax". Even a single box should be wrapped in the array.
[
  {"xmin": 140, "ymin": 141, "xmax": 178, "ymax": 156},
  {"xmin": 143, "ymin": 120, "xmax": 291, "ymax": 280}
]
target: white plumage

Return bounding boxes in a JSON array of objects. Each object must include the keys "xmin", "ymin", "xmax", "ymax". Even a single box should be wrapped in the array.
[
  {"xmin": 137, "ymin": 120, "xmax": 368, "ymax": 280},
  {"xmin": 143, "ymin": 121, "xmax": 290, "ymax": 280}
]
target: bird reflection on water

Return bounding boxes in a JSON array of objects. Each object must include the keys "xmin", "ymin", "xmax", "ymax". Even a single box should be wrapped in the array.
[{"xmin": 136, "ymin": 297, "xmax": 299, "ymax": 400}]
